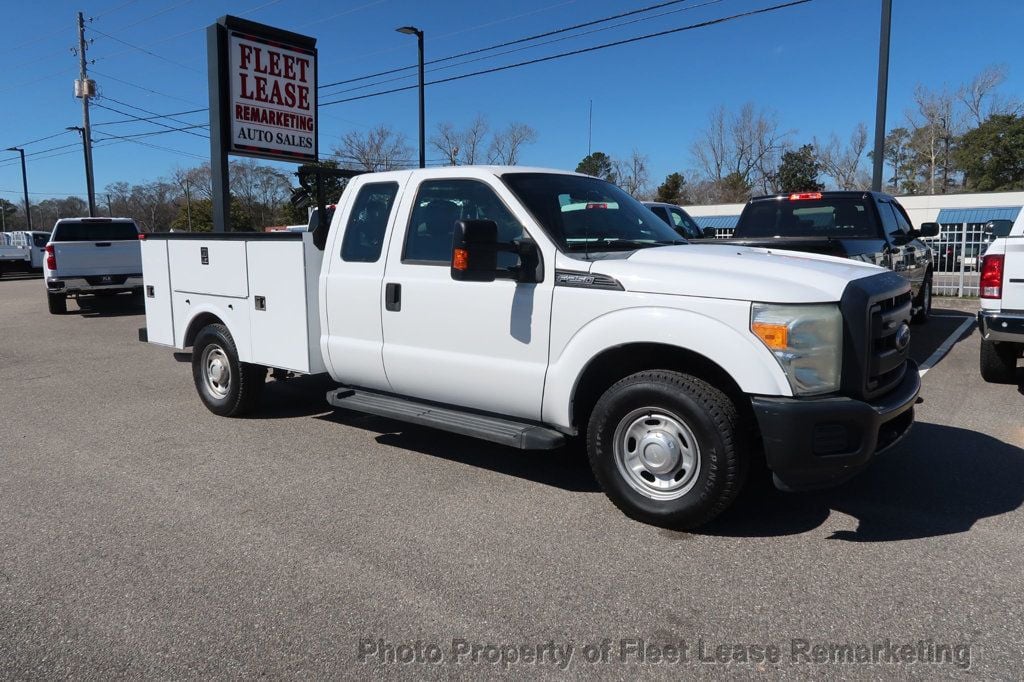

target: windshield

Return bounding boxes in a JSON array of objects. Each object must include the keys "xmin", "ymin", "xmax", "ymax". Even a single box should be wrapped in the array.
[
  {"xmin": 502, "ymin": 173, "xmax": 684, "ymax": 253},
  {"xmin": 52, "ymin": 220, "xmax": 139, "ymax": 242},
  {"xmin": 668, "ymin": 207, "xmax": 702, "ymax": 239},
  {"xmin": 739, "ymin": 197, "xmax": 880, "ymax": 238}
]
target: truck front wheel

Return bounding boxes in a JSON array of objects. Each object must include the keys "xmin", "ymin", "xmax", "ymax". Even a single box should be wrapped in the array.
[
  {"xmin": 47, "ymin": 292, "xmax": 67, "ymax": 315},
  {"xmin": 587, "ymin": 370, "xmax": 747, "ymax": 529},
  {"xmin": 192, "ymin": 323, "xmax": 265, "ymax": 417},
  {"xmin": 980, "ymin": 339, "xmax": 1020, "ymax": 384}
]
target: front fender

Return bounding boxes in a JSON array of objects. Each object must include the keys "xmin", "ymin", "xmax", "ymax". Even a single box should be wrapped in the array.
[{"xmin": 541, "ymin": 303, "xmax": 792, "ymax": 429}]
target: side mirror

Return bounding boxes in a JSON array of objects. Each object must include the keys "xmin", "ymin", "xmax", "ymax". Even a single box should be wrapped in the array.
[
  {"xmin": 702, "ymin": 226, "xmax": 717, "ymax": 239},
  {"xmin": 985, "ymin": 219, "xmax": 1014, "ymax": 238},
  {"xmin": 450, "ymin": 219, "xmax": 544, "ymax": 284},
  {"xmin": 918, "ymin": 222, "xmax": 940, "ymax": 238},
  {"xmin": 451, "ymin": 219, "xmax": 499, "ymax": 282}
]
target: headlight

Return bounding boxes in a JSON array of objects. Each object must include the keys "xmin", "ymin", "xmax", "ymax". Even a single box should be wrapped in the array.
[{"xmin": 750, "ymin": 303, "xmax": 842, "ymax": 396}]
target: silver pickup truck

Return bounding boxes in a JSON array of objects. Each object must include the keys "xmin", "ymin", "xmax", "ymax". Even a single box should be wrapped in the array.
[{"xmin": 43, "ymin": 217, "xmax": 142, "ymax": 314}]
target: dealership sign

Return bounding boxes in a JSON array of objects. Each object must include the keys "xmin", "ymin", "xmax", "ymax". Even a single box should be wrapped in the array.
[{"xmin": 210, "ymin": 16, "xmax": 318, "ymax": 164}]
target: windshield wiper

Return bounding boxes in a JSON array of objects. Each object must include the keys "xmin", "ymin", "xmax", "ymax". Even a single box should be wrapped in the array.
[{"xmin": 594, "ymin": 238, "xmax": 686, "ymax": 250}]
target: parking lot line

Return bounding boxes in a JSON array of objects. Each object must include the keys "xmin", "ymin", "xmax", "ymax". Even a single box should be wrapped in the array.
[{"xmin": 919, "ymin": 316, "xmax": 976, "ymax": 376}]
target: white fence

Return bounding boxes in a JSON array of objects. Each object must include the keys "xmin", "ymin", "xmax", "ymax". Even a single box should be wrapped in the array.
[{"xmin": 707, "ymin": 222, "xmax": 988, "ymax": 298}]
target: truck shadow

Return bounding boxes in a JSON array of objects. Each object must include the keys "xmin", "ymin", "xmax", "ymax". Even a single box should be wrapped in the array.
[
  {"xmin": 316, "ymin": 409, "xmax": 600, "ymax": 493},
  {"xmin": 73, "ymin": 294, "xmax": 145, "ymax": 318},
  {"xmin": 254, "ymin": 374, "xmax": 340, "ymax": 419},
  {"xmin": 699, "ymin": 421, "xmax": 1024, "ymax": 541}
]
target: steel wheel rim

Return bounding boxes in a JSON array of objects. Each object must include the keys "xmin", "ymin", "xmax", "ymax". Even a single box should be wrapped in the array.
[
  {"xmin": 202, "ymin": 344, "xmax": 231, "ymax": 398},
  {"xmin": 612, "ymin": 408, "xmax": 701, "ymax": 500}
]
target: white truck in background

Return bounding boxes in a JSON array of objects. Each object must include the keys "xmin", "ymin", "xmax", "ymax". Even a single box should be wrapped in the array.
[
  {"xmin": 139, "ymin": 166, "xmax": 921, "ymax": 529},
  {"xmin": 0, "ymin": 231, "xmax": 49, "ymax": 275},
  {"xmin": 977, "ymin": 215, "xmax": 1024, "ymax": 382},
  {"xmin": 44, "ymin": 217, "xmax": 142, "ymax": 314}
]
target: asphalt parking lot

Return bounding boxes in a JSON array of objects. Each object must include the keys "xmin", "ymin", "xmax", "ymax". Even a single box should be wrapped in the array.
[{"xmin": 1, "ymin": 274, "xmax": 1022, "ymax": 678}]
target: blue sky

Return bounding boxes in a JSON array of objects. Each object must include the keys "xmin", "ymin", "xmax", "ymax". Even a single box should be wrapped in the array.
[{"xmin": 1, "ymin": 0, "xmax": 1021, "ymax": 203}]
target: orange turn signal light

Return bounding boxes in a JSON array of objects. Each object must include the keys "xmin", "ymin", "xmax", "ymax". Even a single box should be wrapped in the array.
[
  {"xmin": 452, "ymin": 247, "xmax": 469, "ymax": 271},
  {"xmin": 751, "ymin": 321, "xmax": 789, "ymax": 350}
]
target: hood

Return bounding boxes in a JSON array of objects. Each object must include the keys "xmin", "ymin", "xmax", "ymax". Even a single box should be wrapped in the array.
[
  {"xmin": 721, "ymin": 236, "xmax": 888, "ymax": 262},
  {"xmin": 589, "ymin": 243, "xmax": 885, "ymax": 303}
]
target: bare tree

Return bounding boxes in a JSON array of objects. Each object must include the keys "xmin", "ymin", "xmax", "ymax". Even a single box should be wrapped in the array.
[
  {"xmin": 461, "ymin": 115, "xmax": 489, "ymax": 164},
  {"xmin": 614, "ymin": 150, "xmax": 651, "ymax": 198},
  {"xmin": 958, "ymin": 64, "xmax": 1021, "ymax": 126},
  {"xmin": 230, "ymin": 160, "xmax": 292, "ymax": 229},
  {"xmin": 816, "ymin": 123, "xmax": 870, "ymax": 190},
  {"xmin": 333, "ymin": 125, "xmax": 412, "ymax": 171},
  {"xmin": 487, "ymin": 122, "xmax": 537, "ymax": 165},
  {"xmin": 906, "ymin": 86, "xmax": 959, "ymax": 194},
  {"xmin": 430, "ymin": 122, "xmax": 461, "ymax": 165},
  {"xmin": 690, "ymin": 103, "xmax": 790, "ymax": 194}
]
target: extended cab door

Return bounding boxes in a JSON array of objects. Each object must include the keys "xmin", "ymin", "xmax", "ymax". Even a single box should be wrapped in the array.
[
  {"xmin": 322, "ymin": 176, "xmax": 407, "ymax": 391},
  {"xmin": 380, "ymin": 175, "xmax": 553, "ymax": 421}
]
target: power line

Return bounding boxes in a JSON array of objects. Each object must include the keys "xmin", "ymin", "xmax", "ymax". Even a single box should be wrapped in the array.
[
  {"xmin": 327, "ymin": 0, "xmax": 725, "ymax": 98},
  {"xmin": 319, "ymin": 0, "xmax": 697, "ymax": 92},
  {"xmin": 88, "ymin": 25, "xmax": 203, "ymax": 73},
  {"xmin": 92, "ymin": 107, "xmax": 208, "ymax": 127},
  {"xmin": 322, "ymin": 0, "xmax": 814, "ymax": 107},
  {"xmin": 89, "ymin": 69, "xmax": 204, "ymax": 106},
  {"xmin": 92, "ymin": 129, "xmax": 207, "ymax": 160},
  {"xmin": 92, "ymin": 101, "xmax": 209, "ymax": 139},
  {"xmin": 2, "ymin": 130, "xmax": 75, "ymax": 150}
]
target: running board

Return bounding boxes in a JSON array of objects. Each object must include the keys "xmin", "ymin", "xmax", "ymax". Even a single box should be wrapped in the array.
[{"xmin": 326, "ymin": 389, "xmax": 566, "ymax": 450}]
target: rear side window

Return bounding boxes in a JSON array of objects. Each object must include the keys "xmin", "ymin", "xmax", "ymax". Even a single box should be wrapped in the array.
[
  {"xmin": 740, "ymin": 198, "xmax": 879, "ymax": 238},
  {"xmin": 32, "ymin": 233, "xmax": 50, "ymax": 247},
  {"xmin": 52, "ymin": 221, "xmax": 139, "ymax": 242},
  {"xmin": 340, "ymin": 182, "xmax": 399, "ymax": 262}
]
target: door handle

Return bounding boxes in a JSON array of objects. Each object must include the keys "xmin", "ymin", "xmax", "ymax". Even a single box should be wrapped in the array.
[{"xmin": 385, "ymin": 282, "xmax": 401, "ymax": 311}]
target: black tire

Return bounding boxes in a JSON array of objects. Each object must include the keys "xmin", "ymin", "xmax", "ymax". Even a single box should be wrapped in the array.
[
  {"xmin": 586, "ymin": 370, "xmax": 747, "ymax": 529},
  {"xmin": 47, "ymin": 292, "xmax": 67, "ymax": 315},
  {"xmin": 911, "ymin": 276, "xmax": 932, "ymax": 324},
  {"xmin": 980, "ymin": 339, "xmax": 1020, "ymax": 384},
  {"xmin": 191, "ymin": 323, "xmax": 265, "ymax": 416}
]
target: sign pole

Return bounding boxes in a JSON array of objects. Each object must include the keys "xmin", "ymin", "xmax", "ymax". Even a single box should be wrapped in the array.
[{"xmin": 207, "ymin": 21, "xmax": 231, "ymax": 233}]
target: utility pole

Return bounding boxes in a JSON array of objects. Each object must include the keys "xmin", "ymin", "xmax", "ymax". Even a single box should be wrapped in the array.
[
  {"xmin": 75, "ymin": 11, "xmax": 97, "ymax": 216},
  {"xmin": 588, "ymin": 99, "xmax": 593, "ymax": 156},
  {"xmin": 870, "ymin": 0, "xmax": 892, "ymax": 192},
  {"xmin": 6, "ymin": 147, "xmax": 32, "ymax": 229}
]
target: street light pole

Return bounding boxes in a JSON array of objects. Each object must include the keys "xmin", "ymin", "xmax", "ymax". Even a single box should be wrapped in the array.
[
  {"xmin": 870, "ymin": 0, "xmax": 892, "ymax": 192},
  {"xmin": 397, "ymin": 26, "xmax": 425, "ymax": 169},
  {"xmin": 6, "ymin": 147, "xmax": 32, "ymax": 230}
]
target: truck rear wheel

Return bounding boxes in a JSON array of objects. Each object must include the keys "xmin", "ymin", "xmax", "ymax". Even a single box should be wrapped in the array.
[
  {"xmin": 47, "ymin": 292, "xmax": 67, "ymax": 315},
  {"xmin": 587, "ymin": 370, "xmax": 746, "ymax": 529},
  {"xmin": 980, "ymin": 339, "xmax": 1020, "ymax": 384},
  {"xmin": 192, "ymin": 323, "xmax": 265, "ymax": 417}
]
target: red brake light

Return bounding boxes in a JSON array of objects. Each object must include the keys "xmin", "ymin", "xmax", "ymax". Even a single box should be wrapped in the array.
[
  {"xmin": 980, "ymin": 254, "xmax": 1004, "ymax": 299},
  {"xmin": 44, "ymin": 244, "xmax": 56, "ymax": 270},
  {"xmin": 788, "ymin": 192, "xmax": 823, "ymax": 201},
  {"xmin": 585, "ymin": 202, "xmax": 608, "ymax": 209},
  {"xmin": 137, "ymin": 233, "xmax": 147, "ymax": 240}
]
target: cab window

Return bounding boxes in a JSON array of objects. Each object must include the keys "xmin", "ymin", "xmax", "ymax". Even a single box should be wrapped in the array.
[
  {"xmin": 403, "ymin": 179, "xmax": 525, "ymax": 267},
  {"xmin": 340, "ymin": 182, "xmax": 398, "ymax": 262}
]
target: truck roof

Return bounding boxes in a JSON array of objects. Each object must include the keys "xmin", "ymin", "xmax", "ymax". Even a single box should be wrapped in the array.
[
  {"xmin": 747, "ymin": 190, "xmax": 896, "ymax": 204},
  {"xmin": 354, "ymin": 165, "xmax": 589, "ymax": 182}
]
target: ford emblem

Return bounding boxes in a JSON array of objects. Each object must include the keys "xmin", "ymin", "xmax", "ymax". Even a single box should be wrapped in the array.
[{"xmin": 895, "ymin": 323, "xmax": 911, "ymax": 351}]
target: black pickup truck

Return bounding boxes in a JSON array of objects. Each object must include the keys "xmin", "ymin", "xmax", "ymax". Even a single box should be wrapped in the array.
[{"xmin": 719, "ymin": 191, "xmax": 939, "ymax": 323}]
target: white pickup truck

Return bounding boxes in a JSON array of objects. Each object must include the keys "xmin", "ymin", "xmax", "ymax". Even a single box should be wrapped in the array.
[
  {"xmin": 44, "ymin": 217, "xmax": 142, "ymax": 314},
  {"xmin": 977, "ymin": 215, "xmax": 1024, "ymax": 382},
  {"xmin": 139, "ymin": 166, "xmax": 920, "ymax": 528}
]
